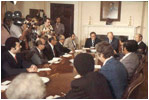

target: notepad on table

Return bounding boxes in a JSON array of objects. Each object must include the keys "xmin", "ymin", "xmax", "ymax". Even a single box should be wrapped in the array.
[{"xmin": 37, "ymin": 68, "xmax": 51, "ymax": 72}]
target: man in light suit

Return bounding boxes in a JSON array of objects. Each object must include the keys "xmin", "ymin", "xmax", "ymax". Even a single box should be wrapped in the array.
[
  {"xmin": 96, "ymin": 41, "xmax": 127, "ymax": 99},
  {"xmin": 55, "ymin": 35, "xmax": 70, "ymax": 56},
  {"xmin": 54, "ymin": 17, "xmax": 65, "ymax": 36},
  {"xmin": 43, "ymin": 36, "xmax": 59, "ymax": 60},
  {"xmin": 64, "ymin": 33, "xmax": 79, "ymax": 51},
  {"xmin": 31, "ymin": 38, "xmax": 48, "ymax": 65},
  {"xmin": 135, "ymin": 34, "xmax": 147, "ymax": 55},
  {"xmin": 2, "ymin": 37, "xmax": 37, "ymax": 78},
  {"xmin": 84, "ymin": 32, "xmax": 101, "ymax": 48},
  {"xmin": 120, "ymin": 40, "xmax": 139, "ymax": 80},
  {"xmin": 105, "ymin": 32, "xmax": 119, "ymax": 53}
]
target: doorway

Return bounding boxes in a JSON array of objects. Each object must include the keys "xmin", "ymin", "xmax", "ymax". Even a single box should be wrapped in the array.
[{"xmin": 50, "ymin": 3, "xmax": 74, "ymax": 38}]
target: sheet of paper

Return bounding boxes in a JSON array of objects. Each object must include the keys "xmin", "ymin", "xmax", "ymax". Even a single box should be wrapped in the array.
[
  {"xmin": 63, "ymin": 54, "xmax": 72, "ymax": 57},
  {"xmin": 1, "ymin": 85, "xmax": 9, "ymax": 91},
  {"xmin": 69, "ymin": 59, "xmax": 74, "ymax": 63},
  {"xmin": 95, "ymin": 65, "xmax": 101, "ymax": 69},
  {"xmin": 48, "ymin": 57, "xmax": 61, "ymax": 63},
  {"xmin": 46, "ymin": 95, "xmax": 60, "ymax": 99},
  {"xmin": 74, "ymin": 74, "xmax": 81, "ymax": 79},
  {"xmin": 37, "ymin": 68, "xmax": 51, "ymax": 72},
  {"xmin": 1, "ymin": 80, "xmax": 11, "ymax": 85}
]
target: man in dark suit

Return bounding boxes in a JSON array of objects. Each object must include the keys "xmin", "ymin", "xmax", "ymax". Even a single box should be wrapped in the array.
[
  {"xmin": 55, "ymin": 35, "xmax": 70, "ymax": 56},
  {"xmin": 135, "ymin": 34, "xmax": 147, "ymax": 55},
  {"xmin": 31, "ymin": 38, "xmax": 48, "ymax": 65},
  {"xmin": 120, "ymin": 40, "xmax": 139, "ymax": 80},
  {"xmin": 54, "ymin": 17, "xmax": 65, "ymax": 36},
  {"xmin": 43, "ymin": 36, "xmax": 59, "ymax": 60},
  {"xmin": 105, "ymin": 32, "xmax": 119, "ymax": 53},
  {"xmin": 2, "ymin": 37, "xmax": 37, "ymax": 78},
  {"xmin": 96, "ymin": 41, "xmax": 128, "ymax": 99},
  {"xmin": 60, "ymin": 53, "xmax": 113, "ymax": 99},
  {"xmin": 85, "ymin": 32, "xmax": 101, "ymax": 48}
]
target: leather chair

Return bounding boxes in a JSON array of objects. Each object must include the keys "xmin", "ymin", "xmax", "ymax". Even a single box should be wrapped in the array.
[
  {"xmin": 122, "ymin": 72, "xmax": 145, "ymax": 99},
  {"xmin": 133, "ymin": 56, "xmax": 146, "ymax": 76}
]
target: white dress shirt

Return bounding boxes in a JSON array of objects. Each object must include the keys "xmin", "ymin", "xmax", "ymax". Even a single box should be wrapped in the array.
[
  {"xmin": 120, "ymin": 52, "xmax": 132, "ymax": 62},
  {"xmin": 103, "ymin": 56, "xmax": 113, "ymax": 66}
]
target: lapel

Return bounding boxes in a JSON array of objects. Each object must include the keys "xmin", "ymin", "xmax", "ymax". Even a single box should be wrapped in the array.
[
  {"xmin": 47, "ymin": 43, "xmax": 55, "ymax": 56},
  {"xmin": 7, "ymin": 51, "xmax": 18, "ymax": 65},
  {"xmin": 35, "ymin": 48, "xmax": 43, "ymax": 58}
]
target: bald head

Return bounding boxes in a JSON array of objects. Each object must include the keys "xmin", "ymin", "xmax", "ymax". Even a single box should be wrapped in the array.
[{"xmin": 135, "ymin": 34, "xmax": 142, "ymax": 42}]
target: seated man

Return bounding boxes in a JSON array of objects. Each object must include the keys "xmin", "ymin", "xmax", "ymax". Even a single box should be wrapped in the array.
[
  {"xmin": 120, "ymin": 40, "xmax": 139, "ymax": 80},
  {"xmin": 43, "ymin": 36, "xmax": 59, "ymax": 60},
  {"xmin": 135, "ymin": 34, "xmax": 147, "ymax": 55},
  {"xmin": 2, "ymin": 37, "xmax": 37, "ymax": 78},
  {"xmin": 55, "ymin": 35, "xmax": 70, "ymax": 56},
  {"xmin": 95, "ymin": 41, "xmax": 127, "ymax": 99},
  {"xmin": 31, "ymin": 38, "xmax": 48, "ymax": 65},
  {"xmin": 64, "ymin": 33, "xmax": 79, "ymax": 51},
  {"xmin": 60, "ymin": 53, "xmax": 113, "ymax": 99},
  {"xmin": 105, "ymin": 32, "xmax": 119, "ymax": 53},
  {"xmin": 6, "ymin": 73, "xmax": 46, "ymax": 99},
  {"xmin": 84, "ymin": 32, "xmax": 101, "ymax": 48}
]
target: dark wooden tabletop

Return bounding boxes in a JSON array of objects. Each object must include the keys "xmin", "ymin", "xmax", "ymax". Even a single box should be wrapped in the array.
[{"xmin": 1, "ymin": 51, "xmax": 102, "ymax": 99}]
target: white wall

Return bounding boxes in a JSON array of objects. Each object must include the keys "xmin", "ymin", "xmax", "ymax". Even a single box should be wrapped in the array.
[{"xmin": 4, "ymin": 1, "xmax": 148, "ymax": 45}]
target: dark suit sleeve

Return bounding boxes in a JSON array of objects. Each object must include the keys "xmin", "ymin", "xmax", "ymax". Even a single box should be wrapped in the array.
[
  {"xmin": 43, "ymin": 46, "xmax": 53, "ymax": 60},
  {"xmin": 18, "ymin": 53, "xmax": 32, "ymax": 68},
  {"xmin": 2, "ymin": 61, "xmax": 27, "ymax": 76},
  {"xmin": 60, "ymin": 82, "xmax": 88, "ymax": 99},
  {"xmin": 112, "ymin": 38, "xmax": 119, "ymax": 52},
  {"xmin": 85, "ymin": 39, "xmax": 89, "ymax": 48}
]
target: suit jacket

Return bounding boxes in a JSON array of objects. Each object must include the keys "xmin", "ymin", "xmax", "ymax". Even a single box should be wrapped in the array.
[
  {"xmin": 43, "ymin": 43, "xmax": 59, "ymax": 60},
  {"xmin": 84, "ymin": 38, "xmax": 101, "ymax": 48},
  {"xmin": 105, "ymin": 37, "xmax": 119, "ymax": 53},
  {"xmin": 31, "ymin": 47, "xmax": 48, "ymax": 65},
  {"xmin": 120, "ymin": 53, "xmax": 139, "ymax": 80},
  {"xmin": 99, "ymin": 57, "xmax": 128, "ymax": 99},
  {"xmin": 2, "ymin": 51, "xmax": 31, "ymax": 78},
  {"xmin": 55, "ymin": 42, "xmax": 70, "ymax": 56},
  {"xmin": 54, "ymin": 23, "xmax": 65, "ymax": 35},
  {"xmin": 138, "ymin": 41, "xmax": 147, "ymax": 54},
  {"xmin": 60, "ymin": 72, "xmax": 113, "ymax": 99},
  {"xmin": 64, "ymin": 37, "xmax": 79, "ymax": 50}
]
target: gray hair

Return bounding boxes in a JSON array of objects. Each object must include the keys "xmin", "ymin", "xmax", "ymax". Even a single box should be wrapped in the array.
[
  {"xmin": 6, "ymin": 73, "xmax": 46, "ymax": 99},
  {"xmin": 58, "ymin": 35, "xmax": 65, "ymax": 41}
]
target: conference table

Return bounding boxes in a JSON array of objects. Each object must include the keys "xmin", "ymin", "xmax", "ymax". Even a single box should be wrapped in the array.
[{"xmin": 1, "ymin": 49, "xmax": 102, "ymax": 99}]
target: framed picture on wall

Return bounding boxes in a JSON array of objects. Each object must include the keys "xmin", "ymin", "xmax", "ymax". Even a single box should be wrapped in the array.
[{"xmin": 100, "ymin": 1, "xmax": 121, "ymax": 21}]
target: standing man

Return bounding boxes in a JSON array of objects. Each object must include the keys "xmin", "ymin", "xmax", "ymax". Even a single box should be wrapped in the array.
[
  {"xmin": 85, "ymin": 32, "xmax": 101, "ymax": 48},
  {"xmin": 135, "ymin": 34, "xmax": 147, "ymax": 55},
  {"xmin": 2, "ymin": 37, "xmax": 37, "ymax": 78},
  {"xmin": 54, "ymin": 17, "xmax": 65, "ymax": 36},
  {"xmin": 39, "ymin": 18, "xmax": 53, "ymax": 36},
  {"xmin": 105, "ymin": 32, "xmax": 119, "ymax": 53},
  {"xmin": 10, "ymin": 11, "xmax": 30, "ymax": 50}
]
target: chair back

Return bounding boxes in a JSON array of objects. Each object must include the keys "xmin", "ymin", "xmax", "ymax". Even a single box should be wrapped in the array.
[{"xmin": 122, "ymin": 72, "xmax": 145, "ymax": 99}]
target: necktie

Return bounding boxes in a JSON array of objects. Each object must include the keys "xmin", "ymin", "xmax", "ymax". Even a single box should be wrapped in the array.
[
  {"xmin": 14, "ymin": 55, "xmax": 17, "ymax": 63},
  {"xmin": 92, "ymin": 40, "xmax": 94, "ymax": 47},
  {"xmin": 109, "ymin": 40, "xmax": 112, "ymax": 44},
  {"xmin": 53, "ymin": 47, "xmax": 56, "ymax": 57},
  {"xmin": 72, "ymin": 41, "xmax": 76, "ymax": 50}
]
